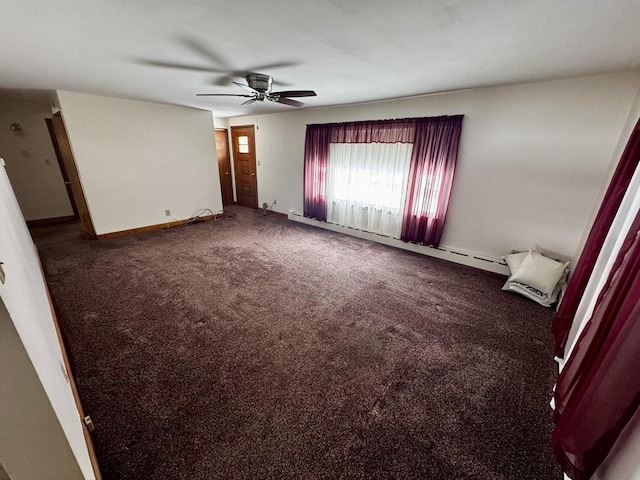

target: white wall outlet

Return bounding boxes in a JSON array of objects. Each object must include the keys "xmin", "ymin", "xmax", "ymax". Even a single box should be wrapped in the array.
[{"xmin": 165, "ymin": 209, "xmax": 171, "ymax": 216}]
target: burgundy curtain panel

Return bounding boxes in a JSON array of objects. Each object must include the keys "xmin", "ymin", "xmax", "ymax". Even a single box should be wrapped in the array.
[
  {"xmin": 552, "ymin": 208, "xmax": 640, "ymax": 480},
  {"xmin": 303, "ymin": 125, "xmax": 331, "ymax": 221},
  {"xmin": 401, "ymin": 115, "xmax": 464, "ymax": 247},
  {"xmin": 552, "ymin": 119, "xmax": 640, "ymax": 357}
]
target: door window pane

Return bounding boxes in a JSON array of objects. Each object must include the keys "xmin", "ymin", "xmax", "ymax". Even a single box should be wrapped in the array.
[{"xmin": 238, "ymin": 136, "xmax": 249, "ymax": 153}]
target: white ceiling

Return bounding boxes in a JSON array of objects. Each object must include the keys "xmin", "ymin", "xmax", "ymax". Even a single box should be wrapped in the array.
[{"xmin": 1, "ymin": 0, "xmax": 639, "ymax": 118}]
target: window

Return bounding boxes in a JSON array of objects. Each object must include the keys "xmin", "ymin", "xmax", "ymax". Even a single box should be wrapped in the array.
[
  {"xmin": 304, "ymin": 115, "xmax": 463, "ymax": 247},
  {"xmin": 326, "ymin": 142, "xmax": 412, "ymax": 238},
  {"xmin": 238, "ymin": 135, "xmax": 249, "ymax": 153}
]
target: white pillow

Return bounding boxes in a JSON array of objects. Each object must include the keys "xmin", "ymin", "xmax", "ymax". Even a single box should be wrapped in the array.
[
  {"xmin": 504, "ymin": 281, "xmax": 552, "ymax": 307},
  {"xmin": 503, "ymin": 251, "xmax": 529, "ymax": 274},
  {"xmin": 507, "ymin": 251, "xmax": 569, "ymax": 298}
]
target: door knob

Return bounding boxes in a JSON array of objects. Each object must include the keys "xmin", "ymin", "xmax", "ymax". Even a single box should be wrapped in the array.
[
  {"xmin": 65, "ymin": 181, "xmax": 73, "ymax": 185},
  {"xmin": 226, "ymin": 172, "xmax": 230, "ymax": 175},
  {"xmin": 251, "ymin": 173, "xmax": 256, "ymax": 176}
]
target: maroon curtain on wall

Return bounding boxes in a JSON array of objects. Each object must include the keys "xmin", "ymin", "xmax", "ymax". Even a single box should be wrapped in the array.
[
  {"xmin": 552, "ymin": 208, "xmax": 640, "ymax": 480},
  {"xmin": 400, "ymin": 115, "xmax": 463, "ymax": 247},
  {"xmin": 552, "ymin": 119, "xmax": 640, "ymax": 357}
]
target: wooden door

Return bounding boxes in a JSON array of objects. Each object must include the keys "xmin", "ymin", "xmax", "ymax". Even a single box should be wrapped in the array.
[
  {"xmin": 230, "ymin": 125, "xmax": 258, "ymax": 208},
  {"xmin": 214, "ymin": 129, "xmax": 234, "ymax": 206},
  {"xmin": 51, "ymin": 115, "xmax": 96, "ymax": 237}
]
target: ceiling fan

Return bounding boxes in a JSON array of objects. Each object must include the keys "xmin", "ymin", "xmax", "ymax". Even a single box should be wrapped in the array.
[{"xmin": 196, "ymin": 72, "xmax": 316, "ymax": 107}]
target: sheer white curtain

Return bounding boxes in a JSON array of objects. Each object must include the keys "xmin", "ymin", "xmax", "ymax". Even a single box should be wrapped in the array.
[{"xmin": 326, "ymin": 142, "xmax": 412, "ymax": 238}]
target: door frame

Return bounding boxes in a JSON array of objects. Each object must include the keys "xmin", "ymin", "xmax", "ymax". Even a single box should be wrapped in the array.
[
  {"xmin": 50, "ymin": 114, "xmax": 96, "ymax": 238},
  {"xmin": 214, "ymin": 128, "xmax": 234, "ymax": 206}
]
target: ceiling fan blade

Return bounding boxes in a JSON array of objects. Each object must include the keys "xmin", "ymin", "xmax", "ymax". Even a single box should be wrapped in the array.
[
  {"xmin": 211, "ymin": 75, "xmax": 234, "ymax": 87},
  {"xmin": 241, "ymin": 98, "xmax": 258, "ymax": 106},
  {"xmin": 232, "ymin": 81, "xmax": 259, "ymax": 94},
  {"xmin": 270, "ymin": 90, "xmax": 317, "ymax": 98},
  {"xmin": 196, "ymin": 93, "xmax": 254, "ymax": 97},
  {"xmin": 137, "ymin": 60, "xmax": 215, "ymax": 73},
  {"xmin": 272, "ymin": 97, "xmax": 305, "ymax": 107},
  {"xmin": 179, "ymin": 37, "xmax": 230, "ymax": 69},
  {"xmin": 250, "ymin": 61, "xmax": 299, "ymax": 72}
]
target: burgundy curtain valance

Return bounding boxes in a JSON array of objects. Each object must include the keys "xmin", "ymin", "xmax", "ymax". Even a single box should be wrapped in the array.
[{"xmin": 306, "ymin": 116, "xmax": 460, "ymax": 144}]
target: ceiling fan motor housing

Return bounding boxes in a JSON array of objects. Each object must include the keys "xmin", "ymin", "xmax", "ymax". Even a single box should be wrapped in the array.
[{"xmin": 246, "ymin": 72, "xmax": 272, "ymax": 93}]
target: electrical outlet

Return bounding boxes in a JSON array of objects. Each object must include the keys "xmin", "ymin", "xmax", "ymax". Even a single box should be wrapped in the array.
[
  {"xmin": 165, "ymin": 209, "xmax": 171, "ymax": 217},
  {"xmin": 59, "ymin": 361, "xmax": 69, "ymax": 383},
  {"xmin": 273, "ymin": 199, "xmax": 277, "ymax": 205}
]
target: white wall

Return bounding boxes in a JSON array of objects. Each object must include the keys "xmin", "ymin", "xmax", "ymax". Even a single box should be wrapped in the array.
[
  {"xmin": 213, "ymin": 116, "xmax": 229, "ymax": 129},
  {"xmin": 229, "ymin": 72, "xmax": 640, "ymax": 262},
  {"xmin": 0, "ymin": 95, "xmax": 73, "ymax": 221},
  {"xmin": 0, "ymin": 164, "xmax": 94, "ymax": 479},
  {"xmin": 56, "ymin": 91, "xmax": 223, "ymax": 235}
]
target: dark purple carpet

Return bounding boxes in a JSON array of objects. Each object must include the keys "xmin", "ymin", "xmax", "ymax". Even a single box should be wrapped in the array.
[{"xmin": 36, "ymin": 206, "xmax": 562, "ymax": 479}]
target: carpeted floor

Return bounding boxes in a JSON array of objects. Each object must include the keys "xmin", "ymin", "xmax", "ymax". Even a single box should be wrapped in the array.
[{"xmin": 36, "ymin": 206, "xmax": 562, "ymax": 480}]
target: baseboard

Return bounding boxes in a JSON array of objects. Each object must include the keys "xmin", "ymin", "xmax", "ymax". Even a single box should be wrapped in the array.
[
  {"xmin": 288, "ymin": 211, "xmax": 510, "ymax": 276},
  {"xmin": 264, "ymin": 209, "xmax": 288, "ymax": 219},
  {"xmin": 97, "ymin": 214, "xmax": 220, "ymax": 239},
  {"xmin": 26, "ymin": 215, "xmax": 77, "ymax": 227}
]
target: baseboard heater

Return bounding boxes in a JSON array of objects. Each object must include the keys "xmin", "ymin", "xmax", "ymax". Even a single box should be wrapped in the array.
[{"xmin": 288, "ymin": 210, "xmax": 510, "ymax": 276}]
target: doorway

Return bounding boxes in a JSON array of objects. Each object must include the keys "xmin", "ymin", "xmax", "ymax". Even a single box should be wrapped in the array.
[
  {"xmin": 230, "ymin": 125, "xmax": 258, "ymax": 209},
  {"xmin": 214, "ymin": 129, "xmax": 234, "ymax": 206},
  {"xmin": 49, "ymin": 115, "xmax": 96, "ymax": 237},
  {"xmin": 45, "ymin": 118, "xmax": 79, "ymax": 220}
]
